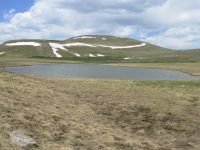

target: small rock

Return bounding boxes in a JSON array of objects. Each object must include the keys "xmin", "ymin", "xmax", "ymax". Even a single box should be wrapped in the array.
[{"xmin": 9, "ymin": 130, "xmax": 36, "ymax": 147}]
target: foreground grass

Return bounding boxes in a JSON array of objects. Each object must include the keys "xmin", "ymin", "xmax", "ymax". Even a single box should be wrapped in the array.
[{"xmin": 0, "ymin": 70, "xmax": 200, "ymax": 149}]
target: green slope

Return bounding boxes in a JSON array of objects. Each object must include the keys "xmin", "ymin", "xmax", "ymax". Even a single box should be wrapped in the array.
[{"xmin": 0, "ymin": 35, "xmax": 200, "ymax": 63}]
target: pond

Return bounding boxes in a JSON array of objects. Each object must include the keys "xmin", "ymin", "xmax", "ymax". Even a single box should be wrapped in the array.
[{"xmin": 6, "ymin": 64, "xmax": 200, "ymax": 80}]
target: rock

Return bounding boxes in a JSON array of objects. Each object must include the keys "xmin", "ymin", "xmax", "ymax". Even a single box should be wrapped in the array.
[{"xmin": 9, "ymin": 130, "xmax": 36, "ymax": 147}]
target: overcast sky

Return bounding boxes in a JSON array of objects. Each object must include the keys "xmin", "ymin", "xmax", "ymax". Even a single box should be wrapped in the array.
[{"xmin": 0, "ymin": 0, "xmax": 200, "ymax": 49}]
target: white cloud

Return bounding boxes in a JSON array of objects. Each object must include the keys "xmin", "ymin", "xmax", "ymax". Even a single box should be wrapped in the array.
[
  {"xmin": 0, "ymin": 0, "xmax": 200, "ymax": 49},
  {"xmin": 3, "ymin": 9, "xmax": 16, "ymax": 19},
  {"xmin": 144, "ymin": 26, "xmax": 200, "ymax": 49},
  {"xmin": 114, "ymin": 26, "xmax": 135, "ymax": 37},
  {"xmin": 141, "ymin": 0, "xmax": 200, "ymax": 49}
]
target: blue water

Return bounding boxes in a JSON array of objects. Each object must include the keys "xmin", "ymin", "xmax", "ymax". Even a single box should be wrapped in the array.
[{"xmin": 6, "ymin": 64, "xmax": 200, "ymax": 80}]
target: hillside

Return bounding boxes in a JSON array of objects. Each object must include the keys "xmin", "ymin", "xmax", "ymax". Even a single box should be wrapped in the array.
[{"xmin": 0, "ymin": 35, "xmax": 200, "ymax": 63}]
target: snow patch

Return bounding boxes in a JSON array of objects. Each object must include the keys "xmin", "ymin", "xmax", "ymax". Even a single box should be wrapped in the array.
[
  {"xmin": 49, "ymin": 42, "xmax": 70, "ymax": 58},
  {"xmin": 63, "ymin": 43, "xmax": 96, "ymax": 47},
  {"xmin": 102, "ymin": 38, "xmax": 106, "ymax": 40},
  {"xmin": 52, "ymin": 48, "xmax": 62, "ymax": 58},
  {"xmin": 74, "ymin": 53, "xmax": 81, "ymax": 57},
  {"xmin": 49, "ymin": 43, "xmax": 68, "ymax": 51},
  {"xmin": 96, "ymin": 43, "xmax": 146, "ymax": 49},
  {"xmin": 62, "ymin": 42, "xmax": 146, "ymax": 49},
  {"xmin": 73, "ymin": 36, "xmax": 96, "ymax": 39},
  {"xmin": 89, "ymin": 54, "xmax": 96, "ymax": 57},
  {"xmin": 0, "ymin": 52, "xmax": 5, "ymax": 55},
  {"xmin": 97, "ymin": 54, "xmax": 105, "ymax": 57},
  {"xmin": 5, "ymin": 42, "xmax": 41, "ymax": 47},
  {"xmin": 124, "ymin": 57, "xmax": 131, "ymax": 60}
]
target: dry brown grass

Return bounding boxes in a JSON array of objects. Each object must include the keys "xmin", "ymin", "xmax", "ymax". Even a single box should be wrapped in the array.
[{"xmin": 0, "ymin": 69, "xmax": 200, "ymax": 149}]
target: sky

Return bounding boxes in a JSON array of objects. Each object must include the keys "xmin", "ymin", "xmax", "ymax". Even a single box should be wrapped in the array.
[
  {"xmin": 0, "ymin": 0, "xmax": 34, "ymax": 20},
  {"xmin": 0, "ymin": 0, "xmax": 200, "ymax": 50}
]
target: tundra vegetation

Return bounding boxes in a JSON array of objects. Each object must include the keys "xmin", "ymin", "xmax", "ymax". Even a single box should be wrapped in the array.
[{"xmin": 0, "ymin": 36, "xmax": 200, "ymax": 149}]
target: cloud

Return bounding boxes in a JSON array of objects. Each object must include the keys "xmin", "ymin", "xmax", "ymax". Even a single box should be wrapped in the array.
[
  {"xmin": 53, "ymin": 0, "xmax": 166, "ymax": 13},
  {"xmin": 144, "ymin": 26, "xmax": 200, "ymax": 49},
  {"xmin": 0, "ymin": 0, "xmax": 199, "ymax": 49},
  {"xmin": 3, "ymin": 9, "xmax": 16, "ymax": 20}
]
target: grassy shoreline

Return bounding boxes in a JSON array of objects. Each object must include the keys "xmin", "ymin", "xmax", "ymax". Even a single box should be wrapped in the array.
[{"xmin": 107, "ymin": 62, "xmax": 200, "ymax": 77}]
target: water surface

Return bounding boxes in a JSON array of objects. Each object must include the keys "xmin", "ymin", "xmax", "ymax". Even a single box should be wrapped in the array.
[{"xmin": 6, "ymin": 64, "xmax": 200, "ymax": 80}]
